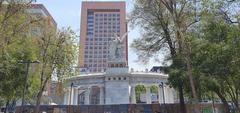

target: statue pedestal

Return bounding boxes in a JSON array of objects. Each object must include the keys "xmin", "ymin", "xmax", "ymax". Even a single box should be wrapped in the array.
[
  {"xmin": 106, "ymin": 60, "xmax": 128, "ymax": 75},
  {"xmin": 105, "ymin": 58, "xmax": 130, "ymax": 104}
]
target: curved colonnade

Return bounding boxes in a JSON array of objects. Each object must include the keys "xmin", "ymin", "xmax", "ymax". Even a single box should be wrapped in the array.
[{"xmin": 63, "ymin": 72, "xmax": 176, "ymax": 105}]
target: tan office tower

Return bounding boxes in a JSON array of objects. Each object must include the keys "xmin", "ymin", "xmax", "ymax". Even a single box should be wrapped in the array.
[{"xmin": 79, "ymin": 1, "xmax": 128, "ymax": 73}]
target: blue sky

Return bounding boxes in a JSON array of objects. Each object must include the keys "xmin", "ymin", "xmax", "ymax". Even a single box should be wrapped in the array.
[{"xmin": 36, "ymin": 0, "xmax": 161, "ymax": 71}]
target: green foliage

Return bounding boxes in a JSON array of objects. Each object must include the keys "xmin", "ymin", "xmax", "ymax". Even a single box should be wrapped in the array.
[
  {"xmin": 150, "ymin": 85, "xmax": 158, "ymax": 93},
  {"xmin": 0, "ymin": 2, "xmax": 39, "ymax": 104},
  {"xmin": 131, "ymin": 0, "xmax": 240, "ymax": 112},
  {"xmin": 135, "ymin": 85, "xmax": 146, "ymax": 102},
  {"xmin": 0, "ymin": 2, "xmax": 77, "ymax": 106},
  {"xmin": 190, "ymin": 19, "xmax": 240, "ymax": 111}
]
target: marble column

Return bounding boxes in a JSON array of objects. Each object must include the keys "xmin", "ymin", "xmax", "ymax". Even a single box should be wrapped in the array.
[
  {"xmin": 84, "ymin": 87, "xmax": 90, "ymax": 105},
  {"xmin": 146, "ymin": 86, "xmax": 151, "ymax": 104},
  {"xmin": 73, "ymin": 88, "xmax": 78, "ymax": 105},
  {"xmin": 68, "ymin": 88, "xmax": 71, "ymax": 105},
  {"xmin": 64, "ymin": 91, "xmax": 69, "ymax": 105},
  {"xmin": 131, "ymin": 85, "xmax": 136, "ymax": 104},
  {"xmin": 100, "ymin": 86, "xmax": 104, "ymax": 105},
  {"xmin": 158, "ymin": 85, "xmax": 162, "ymax": 104},
  {"xmin": 70, "ymin": 88, "xmax": 74, "ymax": 105}
]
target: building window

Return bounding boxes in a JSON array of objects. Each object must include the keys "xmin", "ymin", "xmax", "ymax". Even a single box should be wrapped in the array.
[
  {"xmin": 88, "ymin": 12, "xmax": 94, "ymax": 15},
  {"xmin": 89, "ymin": 59, "xmax": 92, "ymax": 63},
  {"xmin": 88, "ymin": 24, "xmax": 94, "ymax": 27}
]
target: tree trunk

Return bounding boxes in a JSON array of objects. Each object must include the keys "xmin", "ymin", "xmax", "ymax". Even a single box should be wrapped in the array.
[
  {"xmin": 179, "ymin": 84, "xmax": 186, "ymax": 113},
  {"xmin": 34, "ymin": 76, "xmax": 49, "ymax": 113},
  {"xmin": 216, "ymin": 91, "xmax": 230, "ymax": 113},
  {"xmin": 34, "ymin": 90, "xmax": 43, "ymax": 113},
  {"xmin": 164, "ymin": 28, "xmax": 187, "ymax": 113},
  {"xmin": 185, "ymin": 47, "xmax": 200, "ymax": 113},
  {"xmin": 4, "ymin": 100, "xmax": 9, "ymax": 113}
]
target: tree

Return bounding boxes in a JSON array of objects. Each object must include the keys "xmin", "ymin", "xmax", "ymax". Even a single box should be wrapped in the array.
[
  {"xmin": 190, "ymin": 19, "xmax": 240, "ymax": 113},
  {"xmin": 0, "ymin": 0, "xmax": 40, "ymax": 110},
  {"xmin": 0, "ymin": 2, "xmax": 77, "ymax": 113},
  {"xmin": 129, "ymin": 0, "xmax": 187, "ymax": 112},
  {"xmin": 131, "ymin": 0, "xmax": 240, "ymax": 112},
  {"xmin": 130, "ymin": 0, "xmax": 201, "ymax": 112},
  {"xmin": 33, "ymin": 21, "xmax": 77, "ymax": 112}
]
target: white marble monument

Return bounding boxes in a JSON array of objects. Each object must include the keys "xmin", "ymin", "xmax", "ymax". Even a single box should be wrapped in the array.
[{"xmin": 52, "ymin": 32, "xmax": 176, "ymax": 105}]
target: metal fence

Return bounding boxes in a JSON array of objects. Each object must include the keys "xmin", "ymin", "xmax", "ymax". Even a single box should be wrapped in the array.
[{"xmin": 15, "ymin": 104, "xmax": 225, "ymax": 113}]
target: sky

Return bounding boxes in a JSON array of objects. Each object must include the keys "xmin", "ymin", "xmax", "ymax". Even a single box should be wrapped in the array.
[{"xmin": 36, "ymin": 0, "xmax": 161, "ymax": 71}]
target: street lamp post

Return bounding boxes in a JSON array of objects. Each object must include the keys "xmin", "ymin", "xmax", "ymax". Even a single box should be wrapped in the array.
[{"xmin": 18, "ymin": 60, "xmax": 40, "ymax": 113}]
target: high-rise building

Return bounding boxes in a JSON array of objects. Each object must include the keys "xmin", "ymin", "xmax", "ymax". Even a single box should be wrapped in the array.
[{"xmin": 78, "ymin": 1, "xmax": 128, "ymax": 73}]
